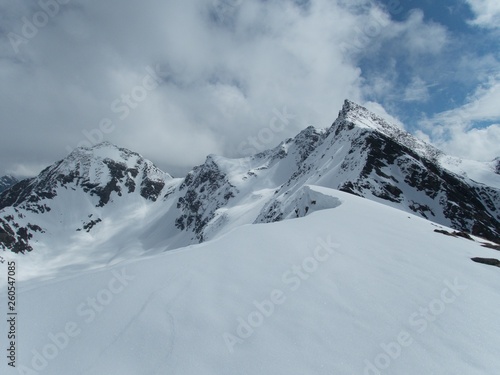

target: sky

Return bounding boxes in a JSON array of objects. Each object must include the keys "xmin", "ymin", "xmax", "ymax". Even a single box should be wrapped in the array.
[{"xmin": 0, "ymin": 0, "xmax": 499, "ymax": 178}]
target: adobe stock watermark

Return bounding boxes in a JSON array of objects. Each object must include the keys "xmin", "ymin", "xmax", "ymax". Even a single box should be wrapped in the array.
[
  {"xmin": 222, "ymin": 235, "xmax": 339, "ymax": 353},
  {"xmin": 8, "ymin": 0, "xmax": 71, "ymax": 54},
  {"xmin": 340, "ymin": 0, "xmax": 403, "ymax": 57},
  {"xmin": 363, "ymin": 278, "xmax": 467, "ymax": 375},
  {"xmin": 65, "ymin": 64, "xmax": 168, "ymax": 154},
  {"xmin": 237, "ymin": 106, "xmax": 295, "ymax": 156},
  {"xmin": 16, "ymin": 268, "xmax": 135, "ymax": 375}
]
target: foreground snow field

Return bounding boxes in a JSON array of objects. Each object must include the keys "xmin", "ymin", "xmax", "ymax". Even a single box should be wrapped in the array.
[{"xmin": 1, "ymin": 186, "xmax": 499, "ymax": 374}]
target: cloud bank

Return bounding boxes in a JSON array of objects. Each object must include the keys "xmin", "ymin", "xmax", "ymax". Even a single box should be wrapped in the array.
[{"xmin": 0, "ymin": 0, "xmax": 498, "ymax": 178}]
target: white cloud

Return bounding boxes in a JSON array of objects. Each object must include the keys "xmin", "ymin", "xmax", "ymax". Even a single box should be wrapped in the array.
[
  {"xmin": 435, "ymin": 124, "xmax": 500, "ymax": 161},
  {"xmin": 403, "ymin": 76, "xmax": 430, "ymax": 102},
  {"xmin": 401, "ymin": 10, "xmax": 449, "ymax": 54},
  {"xmin": 381, "ymin": 9, "xmax": 449, "ymax": 57},
  {"xmin": 425, "ymin": 77, "xmax": 500, "ymax": 126},
  {"xmin": 466, "ymin": 0, "xmax": 500, "ymax": 28},
  {"xmin": 355, "ymin": 9, "xmax": 449, "ymax": 104},
  {"xmin": 340, "ymin": 7, "xmax": 449, "ymax": 66},
  {"xmin": 419, "ymin": 77, "xmax": 500, "ymax": 161},
  {"xmin": 464, "ymin": 79, "xmax": 500, "ymax": 121}
]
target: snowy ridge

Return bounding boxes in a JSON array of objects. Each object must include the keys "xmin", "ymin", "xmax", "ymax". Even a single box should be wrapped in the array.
[
  {"xmin": 255, "ymin": 185, "xmax": 342, "ymax": 222},
  {"xmin": 1, "ymin": 187, "xmax": 499, "ymax": 375}
]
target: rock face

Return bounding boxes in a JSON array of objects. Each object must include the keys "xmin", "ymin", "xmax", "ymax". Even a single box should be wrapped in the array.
[
  {"xmin": 174, "ymin": 155, "xmax": 238, "ymax": 242},
  {"xmin": 1, "ymin": 100, "xmax": 499, "ymax": 254},
  {"xmin": 0, "ymin": 175, "xmax": 18, "ymax": 194}
]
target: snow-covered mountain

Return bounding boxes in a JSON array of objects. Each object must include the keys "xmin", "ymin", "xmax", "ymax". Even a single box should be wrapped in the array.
[
  {"xmin": 0, "ymin": 100, "xmax": 499, "ymax": 263},
  {"xmin": 0, "ymin": 175, "xmax": 18, "ymax": 193},
  {"xmin": 253, "ymin": 101, "xmax": 500, "ymax": 239},
  {"xmin": 0, "ymin": 143, "xmax": 174, "ymax": 254}
]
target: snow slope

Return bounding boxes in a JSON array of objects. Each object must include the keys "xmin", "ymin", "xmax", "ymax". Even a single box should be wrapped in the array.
[{"xmin": 1, "ymin": 187, "xmax": 499, "ymax": 375}]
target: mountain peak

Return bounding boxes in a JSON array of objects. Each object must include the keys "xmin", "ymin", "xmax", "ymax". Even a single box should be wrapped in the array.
[
  {"xmin": 340, "ymin": 98, "xmax": 362, "ymax": 113},
  {"xmin": 338, "ymin": 99, "xmax": 403, "ymax": 134},
  {"xmin": 88, "ymin": 141, "xmax": 115, "ymax": 148},
  {"xmin": 0, "ymin": 142, "xmax": 171, "ymax": 212},
  {"xmin": 67, "ymin": 141, "xmax": 136, "ymax": 160},
  {"xmin": 333, "ymin": 99, "xmax": 441, "ymax": 161}
]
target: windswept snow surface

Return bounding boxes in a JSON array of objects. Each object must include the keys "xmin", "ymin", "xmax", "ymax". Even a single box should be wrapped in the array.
[{"xmin": 1, "ymin": 186, "xmax": 499, "ymax": 374}]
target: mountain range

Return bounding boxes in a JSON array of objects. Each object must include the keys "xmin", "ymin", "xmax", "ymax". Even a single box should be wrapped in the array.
[
  {"xmin": 0, "ymin": 175, "xmax": 18, "ymax": 194},
  {"xmin": 1, "ymin": 100, "xmax": 499, "ymax": 260}
]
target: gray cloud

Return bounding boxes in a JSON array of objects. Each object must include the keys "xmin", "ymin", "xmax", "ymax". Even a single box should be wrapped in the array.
[{"xmin": 0, "ymin": 0, "xmax": 369, "ymax": 177}]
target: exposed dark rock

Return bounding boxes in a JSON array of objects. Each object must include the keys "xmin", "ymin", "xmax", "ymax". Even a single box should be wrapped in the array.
[
  {"xmin": 434, "ymin": 229, "xmax": 474, "ymax": 240},
  {"xmin": 82, "ymin": 218, "xmax": 102, "ymax": 232},
  {"xmin": 481, "ymin": 242, "xmax": 500, "ymax": 251},
  {"xmin": 0, "ymin": 218, "xmax": 33, "ymax": 253},
  {"xmin": 454, "ymin": 231, "xmax": 474, "ymax": 240},
  {"xmin": 471, "ymin": 257, "xmax": 500, "ymax": 267},
  {"xmin": 140, "ymin": 178, "xmax": 165, "ymax": 201},
  {"xmin": 175, "ymin": 157, "xmax": 238, "ymax": 241},
  {"xmin": 0, "ymin": 178, "xmax": 38, "ymax": 211}
]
